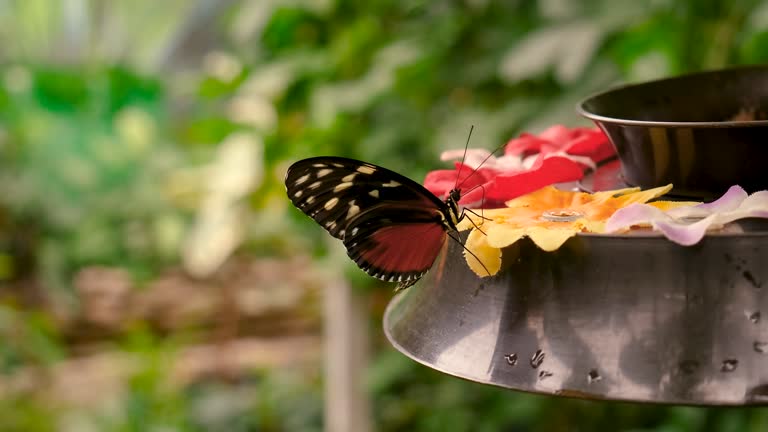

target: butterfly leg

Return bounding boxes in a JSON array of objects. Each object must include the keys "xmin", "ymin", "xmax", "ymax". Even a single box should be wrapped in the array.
[
  {"xmin": 461, "ymin": 210, "xmax": 488, "ymax": 236},
  {"xmin": 460, "ymin": 208, "xmax": 491, "ymax": 239},
  {"xmin": 446, "ymin": 231, "xmax": 492, "ymax": 278}
]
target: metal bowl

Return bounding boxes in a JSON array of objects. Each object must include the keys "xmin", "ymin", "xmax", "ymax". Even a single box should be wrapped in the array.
[
  {"xmin": 384, "ymin": 222, "xmax": 768, "ymax": 405},
  {"xmin": 577, "ymin": 65, "xmax": 768, "ymax": 199}
]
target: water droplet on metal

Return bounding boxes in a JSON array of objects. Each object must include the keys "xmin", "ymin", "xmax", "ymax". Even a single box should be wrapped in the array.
[
  {"xmin": 504, "ymin": 353, "xmax": 518, "ymax": 366},
  {"xmin": 748, "ymin": 311, "xmax": 761, "ymax": 323},
  {"xmin": 721, "ymin": 359, "xmax": 739, "ymax": 372},
  {"xmin": 541, "ymin": 209, "xmax": 583, "ymax": 222},
  {"xmin": 587, "ymin": 369, "xmax": 601, "ymax": 383},
  {"xmin": 754, "ymin": 341, "xmax": 768, "ymax": 354},
  {"xmin": 684, "ymin": 293, "xmax": 704, "ymax": 305},
  {"xmin": 530, "ymin": 349, "xmax": 545, "ymax": 369},
  {"xmin": 679, "ymin": 360, "xmax": 700, "ymax": 375},
  {"xmin": 538, "ymin": 370, "xmax": 553, "ymax": 380},
  {"xmin": 743, "ymin": 270, "xmax": 762, "ymax": 289}
]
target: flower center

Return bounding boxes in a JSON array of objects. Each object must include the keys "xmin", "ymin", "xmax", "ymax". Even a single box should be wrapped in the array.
[{"xmin": 541, "ymin": 209, "xmax": 583, "ymax": 222}]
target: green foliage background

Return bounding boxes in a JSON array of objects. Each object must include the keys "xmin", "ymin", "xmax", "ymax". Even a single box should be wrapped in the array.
[{"xmin": 1, "ymin": 0, "xmax": 768, "ymax": 430}]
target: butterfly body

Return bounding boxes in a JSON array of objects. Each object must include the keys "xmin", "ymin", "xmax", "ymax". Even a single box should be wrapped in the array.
[{"xmin": 285, "ymin": 156, "xmax": 463, "ymax": 290}]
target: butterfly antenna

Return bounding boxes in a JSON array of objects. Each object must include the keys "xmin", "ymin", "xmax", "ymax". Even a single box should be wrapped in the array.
[
  {"xmin": 456, "ymin": 139, "xmax": 509, "ymax": 191},
  {"xmin": 453, "ymin": 125, "xmax": 475, "ymax": 191},
  {"xmin": 460, "ymin": 183, "xmax": 488, "ymax": 202}
]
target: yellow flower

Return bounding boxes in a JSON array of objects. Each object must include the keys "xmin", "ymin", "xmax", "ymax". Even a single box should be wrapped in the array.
[{"xmin": 458, "ymin": 185, "xmax": 696, "ymax": 277}]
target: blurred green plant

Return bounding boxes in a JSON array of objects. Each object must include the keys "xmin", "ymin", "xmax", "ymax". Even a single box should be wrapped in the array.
[
  {"xmin": 0, "ymin": 303, "xmax": 64, "ymax": 373},
  {"xmin": 0, "ymin": 66, "xmax": 189, "ymax": 292},
  {"xmin": 0, "ymin": 325, "xmax": 324, "ymax": 432}
]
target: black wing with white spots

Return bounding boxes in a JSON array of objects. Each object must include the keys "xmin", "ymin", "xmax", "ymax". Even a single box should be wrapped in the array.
[
  {"xmin": 284, "ymin": 156, "xmax": 461, "ymax": 289},
  {"xmin": 285, "ymin": 156, "xmax": 449, "ymax": 239}
]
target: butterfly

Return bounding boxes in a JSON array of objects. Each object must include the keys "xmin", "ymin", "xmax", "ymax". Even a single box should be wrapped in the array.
[{"xmin": 284, "ymin": 156, "xmax": 471, "ymax": 291}]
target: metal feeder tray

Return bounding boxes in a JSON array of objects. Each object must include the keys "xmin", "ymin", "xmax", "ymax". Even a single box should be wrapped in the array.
[{"xmin": 384, "ymin": 218, "xmax": 768, "ymax": 406}]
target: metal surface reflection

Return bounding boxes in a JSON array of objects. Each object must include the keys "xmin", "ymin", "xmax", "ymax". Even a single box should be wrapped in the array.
[{"xmin": 384, "ymin": 224, "xmax": 768, "ymax": 405}]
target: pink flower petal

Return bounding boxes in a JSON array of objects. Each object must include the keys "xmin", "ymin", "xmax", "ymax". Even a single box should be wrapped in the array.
[
  {"xmin": 538, "ymin": 124, "xmax": 573, "ymax": 142},
  {"xmin": 741, "ymin": 190, "xmax": 768, "ymax": 209},
  {"xmin": 547, "ymin": 151, "xmax": 598, "ymax": 170},
  {"xmin": 440, "ymin": 149, "xmax": 526, "ymax": 172},
  {"xmin": 653, "ymin": 215, "xmax": 718, "ymax": 246},
  {"xmin": 423, "ymin": 165, "xmax": 494, "ymax": 200},
  {"xmin": 460, "ymin": 156, "xmax": 584, "ymax": 207},
  {"xmin": 666, "ymin": 185, "xmax": 748, "ymax": 219},
  {"xmin": 424, "ymin": 125, "xmax": 615, "ymax": 207},
  {"xmin": 440, "ymin": 148, "xmax": 493, "ymax": 170},
  {"xmin": 493, "ymin": 154, "xmax": 526, "ymax": 171},
  {"xmin": 504, "ymin": 125, "xmax": 613, "ymax": 164},
  {"xmin": 695, "ymin": 185, "xmax": 748, "ymax": 212},
  {"xmin": 562, "ymin": 129, "xmax": 615, "ymax": 163},
  {"xmin": 606, "ymin": 186, "xmax": 768, "ymax": 246},
  {"xmin": 711, "ymin": 208, "xmax": 768, "ymax": 226},
  {"xmin": 423, "ymin": 169, "xmax": 467, "ymax": 199},
  {"xmin": 604, "ymin": 203, "xmax": 667, "ymax": 232},
  {"xmin": 504, "ymin": 133, "xmax": 554, "ymax": 157}
]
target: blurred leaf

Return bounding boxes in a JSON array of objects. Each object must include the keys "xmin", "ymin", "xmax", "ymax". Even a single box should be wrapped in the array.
[{"xmin": 261, "ymin": 7, "xmax": 324, "ymax": 55}]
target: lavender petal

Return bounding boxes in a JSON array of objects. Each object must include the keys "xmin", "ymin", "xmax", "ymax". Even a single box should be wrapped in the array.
[
  {"xmin": 652, "ymin": 215, "xmax": 717, "ymax": 246},
  {"xmin": 741, "ymin": 190, "xmax": 768, "ymax": 209},
  {"xmin": 712, "ymin": 208, "xmax": 768, "ymax": 226},
  {"xmin": 695, "ymin": 185, "xmax": 748, "ymax": 212},
  {"xmin": 605, "ymin": 204, "xmax": 667, "ymax": 232}
]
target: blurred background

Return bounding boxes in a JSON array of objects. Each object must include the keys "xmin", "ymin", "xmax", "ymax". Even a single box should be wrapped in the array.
[{"xmin": 2, "ymin": 0, "xmax": 768, "ymax": 431}]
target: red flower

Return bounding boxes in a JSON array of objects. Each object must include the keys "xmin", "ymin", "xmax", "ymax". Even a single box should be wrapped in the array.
[
  {"xmin": 505, "ymin": 125, "xmax": 614, "ymax": 163},
  {"xmin": 422, "ymin": 164, "xmax": 496, "ymax": 202},
  {"xmin": 423, "ymin": 125, "xmax": 614, "ymax": 208}
]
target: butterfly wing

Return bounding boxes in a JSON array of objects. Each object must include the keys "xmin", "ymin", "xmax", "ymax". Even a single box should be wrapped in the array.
[
  {"xmin": 342, "ymin": 204, "xmax": 448, "ymax": 289},
  {"xmin": 285, "ymin": 156, "xmax": 448, "ymax": 238},
  {"xmin": 285, "ymin": 156, "xmax": 452, "ymax": 288}
]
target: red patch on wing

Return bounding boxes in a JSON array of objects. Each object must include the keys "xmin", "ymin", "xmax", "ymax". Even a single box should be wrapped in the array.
[{"xmin": 360, "ymin": 223, "xmax": 446, "ymax": 274}]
